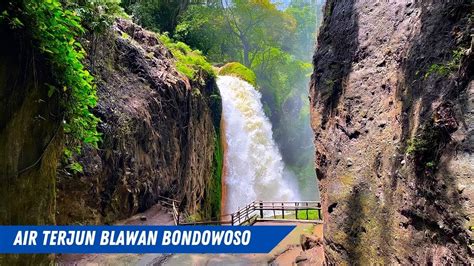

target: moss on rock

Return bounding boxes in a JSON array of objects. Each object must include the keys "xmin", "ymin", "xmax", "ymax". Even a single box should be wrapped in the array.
[
  {"xmin": 158, "ymin": 34, "xmax": 215, "ymax": 80},
  {"xmin": 218, "ymin": 62, "xmax": 257, "ymax": 87}
]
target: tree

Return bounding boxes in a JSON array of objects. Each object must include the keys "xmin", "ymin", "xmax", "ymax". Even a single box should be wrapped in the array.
[
  {"xmin": 222, "ymin": 0, "xmax": 295, "ymax": 67},
  {"xmin": 121, "ymin": 0, "xmax": 221, "ymax": 33}
]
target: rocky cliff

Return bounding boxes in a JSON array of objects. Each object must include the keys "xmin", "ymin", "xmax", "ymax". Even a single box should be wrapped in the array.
[
  {"xmin": 0, "ymin": 17, "xmax": 63, "ymax": 265},
  {"xmin": 0, "ymin": 14, "xmax": 221, "ymax": 263},
  {"xmin": 57, "ymin": 19, "xmax": 222, "ymax": 225},
  {"xmin": 310, "ymin": 1, "xmax": 473, "ymax": 264}
]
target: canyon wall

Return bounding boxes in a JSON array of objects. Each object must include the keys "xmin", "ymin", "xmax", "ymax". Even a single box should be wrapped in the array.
[
  {"xmin": 310, "ymin": 1, "xmax": 473, "ymax": 264},
  {"xmin": 57, "ymin": 19, "xmax": 222, "ymax": 224},
  {"xmin": 0, "ymin": 19, "xmax": 63, "ymax": 265},
  {"xmin": 0, "ymin": 16, "xmax": 221, "ymax": 263}
]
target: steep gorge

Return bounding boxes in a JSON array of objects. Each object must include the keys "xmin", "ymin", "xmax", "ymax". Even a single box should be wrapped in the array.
[{"xmin": 310, "ymin": 1, "xmax": 473, "ymax": 264}]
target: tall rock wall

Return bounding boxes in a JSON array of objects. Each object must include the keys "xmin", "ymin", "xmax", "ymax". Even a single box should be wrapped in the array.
[
  {"xmin": 0, "ymin": 16, "xmax": 221, "ymax": 263},
  {"xmin": 310, "ymin": 1, "xmax": 473, "ymax": 264},
  {"xmin": 0, "ymin": 20, "xmax": 63, "ymax": 265},
  {"xmin": 56, "ymin": 20, "xmax": 222, "ymax": 224}
]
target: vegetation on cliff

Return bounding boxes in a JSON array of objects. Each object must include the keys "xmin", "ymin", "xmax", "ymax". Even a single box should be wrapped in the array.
[
  {"xmin": 0, "ymin": 0, "xmax": 317, "ymax": 228},
  {"xmin": 1, "ymin": 0, "xmax": 224, "ymax": 228},
  {"xmin": 159, "ymin": 33, "xmax": 215, "ymax": 80},
  {"xmin": 310, "ymin": 0, "xmax": 473, "ymax": 264},
  {"xmin": 1, "ymin": 0, "xmax": 101, "ymax": 159},
  {"xmin": 218, "ymin": 62, "xmax": 257, "ymax": 87}
]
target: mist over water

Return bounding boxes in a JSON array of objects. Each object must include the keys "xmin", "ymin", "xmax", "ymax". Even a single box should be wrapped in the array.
[{"xmin": 217, "ymin": 76, "xmax": 298, "ymax": 213}]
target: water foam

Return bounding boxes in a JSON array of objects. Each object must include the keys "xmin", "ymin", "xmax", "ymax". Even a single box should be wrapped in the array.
[{"xmin": 217, "ymin": 76, "xmax": 297, "ymax": 213}]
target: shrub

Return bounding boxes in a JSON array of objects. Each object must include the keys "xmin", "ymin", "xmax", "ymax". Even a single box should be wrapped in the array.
[
  {"xmin": 424, "ymin": 48, "xmax": 465, "ymax": 79},
  {"xmin": 24, "ymin": 1, "xmax": 101, "ymax": 148},
  {"xmin": 2, "ymin": 0, "xmax": 102, "ymax": 171}
]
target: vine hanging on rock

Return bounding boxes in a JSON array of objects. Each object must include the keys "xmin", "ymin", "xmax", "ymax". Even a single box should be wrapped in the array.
[{"xmin": 2, "ymin": 0, "xmax": 102, "ymax": 171}]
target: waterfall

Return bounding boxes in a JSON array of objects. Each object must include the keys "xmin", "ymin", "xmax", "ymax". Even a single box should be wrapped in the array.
[{"xmin": 217, "ymin": 76, "xmax": 297, "ymax": 213}]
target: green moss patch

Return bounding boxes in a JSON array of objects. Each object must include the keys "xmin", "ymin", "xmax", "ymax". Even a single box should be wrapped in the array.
[
  {"xmin": 218, "ymin": 62, "xmax": 257, "ymax": 87},
  {"xmin": 158, "ymin": 34, "xmax": 215, "ymax": 80},
  {"xmin": 208, "ymin": 131, "xmax": 223, "ymax": 219}
]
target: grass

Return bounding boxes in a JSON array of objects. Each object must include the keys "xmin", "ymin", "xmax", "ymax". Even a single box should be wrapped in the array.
[
  {"xmin": 158, "ymin": 34, "xmax": 215, "ymax": 80},
  {"xmin": 218, "ymin": 62, "xmax": 257, "ymax": 87},
  {"xmin": 271, "ymin": 209, "xmax": 321, "ymax": 220}
]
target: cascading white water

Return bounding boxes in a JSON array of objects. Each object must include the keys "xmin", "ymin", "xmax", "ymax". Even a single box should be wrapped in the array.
[{"xmin": 217, "ymin": 76, "xmax": 297, "ymax": 213}]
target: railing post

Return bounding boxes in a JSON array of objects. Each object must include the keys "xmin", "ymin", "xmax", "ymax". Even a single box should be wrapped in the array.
[
  {"xmin": 295, "ymin": 202, "xmax": 298, "ymax": 220},
  {"xmin": 318, "ymin": 202, "xmax": 322, "ymax": 220},
  {"xmin": 246, "ymin": 204, "xmax": 249, "ymax": 221},
  {"xmin": 259, "ymin": 201, "xmax": 263, "ymax": 218},
  {"xmin": 282, "ymin": 203, "xmax": 284, "ymax": 219},
  {"xmin": 306, "ymin": 202, "xmax": 309, "ymax": 220}
]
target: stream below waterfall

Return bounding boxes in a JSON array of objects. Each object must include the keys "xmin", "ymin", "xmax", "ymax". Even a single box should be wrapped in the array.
[{"xmin": 217, "ymin": 76, "xmax": 299, "ymax": 213}]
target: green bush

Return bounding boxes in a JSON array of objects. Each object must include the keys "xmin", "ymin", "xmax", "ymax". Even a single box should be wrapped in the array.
[
  {"xmin": 158, "ymin": 33, "xmax": 215, "ymax": 80},
  {"xmin": 209, "ymin": 132, "xmax": 223, "ymax": 218},
  {"xmin": 2, "ymin": 0, "xmax": 102, "ymax": 171},
  {"xmin": 406, "ymin": 137, "xmax": 429, "ymax": 155},
  {"xmin": 25, "ymin": 1, "xmax": 100, "ymax": 148},
  {"xmin": 218, "ymin": 62, "xmax": 257, "ymax": 87}
]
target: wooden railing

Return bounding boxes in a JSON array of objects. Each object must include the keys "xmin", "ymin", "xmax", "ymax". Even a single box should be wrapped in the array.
[
  {"xmin": 158, "ymin": 197, "xmax": 322, "ymax": 226},
  {"xmin": 172, "ymin": 201, "xmax": 180, "ymax": 225},
  {"xmin": 231, "ymin": 201, "xmax": 258, "ymax": 226},
  {"xmin": 230, "ymin": 200, "xmax": 322, "ymax": 226},
  {"xmin": 157, "ymin": 195, "xmax": 180, "ymax": 225}
]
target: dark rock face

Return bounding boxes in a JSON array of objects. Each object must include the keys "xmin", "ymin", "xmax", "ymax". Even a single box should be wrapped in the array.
[
  {"xmin": 57, "ymin": 19, "xmax": 221, "ymax": 224},
  {"xmin": 310, "ymin": 1, "xmax": 473, "ymax": 264},
  {"xmin": 0, "ymin": 22, "xmax": 63, "ymax": 265},
  {"xmin": 300, "ymin": 234, "xmax": 323, "ymax": 251}
]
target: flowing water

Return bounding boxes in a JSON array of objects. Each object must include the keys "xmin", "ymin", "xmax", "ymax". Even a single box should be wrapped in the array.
[{"xmin": 217, "ymin": 76, "xmax": 298, "ymax": 213}]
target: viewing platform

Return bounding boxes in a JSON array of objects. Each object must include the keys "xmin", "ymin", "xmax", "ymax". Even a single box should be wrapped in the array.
[{"xmin": 172, "ymin": 200, "xmax": 322, "ymax": 226}]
